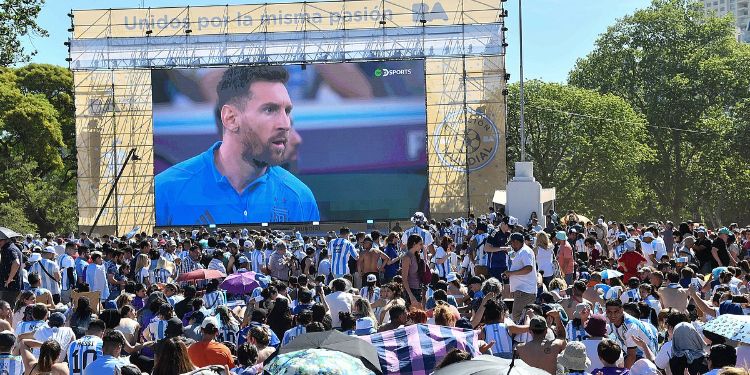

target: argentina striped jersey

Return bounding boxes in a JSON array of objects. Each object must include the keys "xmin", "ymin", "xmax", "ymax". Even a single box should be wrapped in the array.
[
  {"xmin": 401, "ymin": 226, "xmax": 434, "ymax": 247},
  {"xmin": 328, "ymin": 238, "xmax": 357, "ymax": 278},
  {"xmin": 0, "ymin": 354, "xmax": 23, "ymax": 375},
  {"xmin": 67, "ymin": 335, "xmax": 103, "ymax": 375}
]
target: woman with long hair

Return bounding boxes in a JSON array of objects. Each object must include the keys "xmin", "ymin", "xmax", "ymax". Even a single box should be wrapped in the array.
[
  {"xmin": 267, "ymin": 297, "xmax": 293, "ymax": 340},
  {"xmin": 401, "ymin": 234, "xmax": 424, "ymax": 308},
  {"xmin": 134, "ymin": 254, "xmax": 151, "ymax": 286},
  {"xmin": 21, "ymin": 339, "xmax": 68, "ymax": 374},
  {"xmin": 152, "ymin": 337, "xmax": 196, "ymax": 375},
  {"xmin": 69, "ymin": 296, "xmax": 96, "ymax": 338},
  {"xmin": 535, "ymin": 232, "xmax": 555, "ymax": 286},
  {"xmin": 434, "ymin": 235, "xmax": 454, "ymax": 279},
  {"xmin": 352, "ymin": 298, "xmax": 378, "ymax": 330},
  {"xmin": 446, "ymin": 274, "xmax": 469, "ymax": 306},
  {"xmin": 372, "ymin": 282, "xmax": 406, "ymax": 325},
  {"xmin": 12, "ymin": 291, "xmax": 35, "ymax": 325},
  {"xmin": 215, "ymin": 305, "xmax": 240, "ymax": 344},
  {"xmin": 202, "ymin": 279, "xmax": 226, "ymax": 312},
  {"xmin": 382, "ymin": 232, "xmax": 401, "ymax": 283},
  {"xmin": 115, "ymin": 304, "xmax": 140, "ymax": 346}
]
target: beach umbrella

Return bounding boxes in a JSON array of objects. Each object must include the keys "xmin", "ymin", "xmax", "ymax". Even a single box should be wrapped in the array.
[
  {"xmin": 265, "ymin": 348, "xmax": 376, "ymax": 375},
  {"xmin": 220, "ymin": 271, "xmax": 260, "ymax": 294},
  {"xmin": 703, "ymin": 314, "xmax": 750, "ymax": 344},
  {"xmin": 359, "ymin": 324, "xmax": 480, "ymax": 375},
  {"xmin": 600, "ymin": 269, "xmax": 623, "ymax": 280},
  {"xmin": 281, "ymin": 330, "xmax": 382, "ymax": 374},
  {"xmin": 433, "ymin": 355, "xmax": 550, "ymax": 375},
  {"xmin": 176, "ymin": 269, "xmax": 225, "ymax": 282}
]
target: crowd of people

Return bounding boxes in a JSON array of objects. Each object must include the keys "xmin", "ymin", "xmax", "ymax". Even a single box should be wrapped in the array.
[{"xmin": 0, "ymin": 209, "xmax": 749, "ymax": 375}]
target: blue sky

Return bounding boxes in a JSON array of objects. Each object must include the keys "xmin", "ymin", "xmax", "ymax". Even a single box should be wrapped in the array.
[{"xmin": 23, "ymin": 0, "xmax": 652, "ymax": 83}]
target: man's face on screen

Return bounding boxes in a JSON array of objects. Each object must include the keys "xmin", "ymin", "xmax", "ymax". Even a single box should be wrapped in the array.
[{"xmin": 234, "ymin": 81, "xmax": 293, "ymax": 166}]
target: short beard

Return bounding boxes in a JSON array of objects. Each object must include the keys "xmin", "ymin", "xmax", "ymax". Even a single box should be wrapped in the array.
[{"xmin": 251, "ymin": 159, "xmax": 268, "ymax": 168}]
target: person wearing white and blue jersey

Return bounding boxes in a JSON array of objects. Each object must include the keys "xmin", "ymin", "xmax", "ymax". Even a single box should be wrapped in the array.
[
  {"xmin": 473, "ymin": 294, "xmax": 527, "ymax": 359},
  {"xmin": 58, "ymin": 242, "xmax": 78, "ymax": 304},
  {"xmin": 0, "ymin": 330, "xmax": 23, "ymax": 375},
  {"xmin": 144, "ymin": 304, "xmax": 175, "ymax": 342},
  {"xmin": 249, "ymin": 244, "xmax": 265, "ymax": 274},
  {"xmin": 67, "ymin": 319, "xmax": 105, "ymax": 375},
  {"xmin": 401, "ymin": 212, "xmax": 435, "ymax": 254},
  {"xmin": 328, "ymin": 228, "xmax": 358, "ymax": 279},
  {"xmin": 30, "ymin": 247, "xmax": 61, "ymax": 303},
  {"xmin": 15, "ymin": 304, "xmax": 48, "ymax": 336}
]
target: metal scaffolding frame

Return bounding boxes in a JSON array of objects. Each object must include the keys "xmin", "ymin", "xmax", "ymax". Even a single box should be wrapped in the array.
[{"xmin": 70, "ymin": 0, "xmax": 507, "ymax": 234}]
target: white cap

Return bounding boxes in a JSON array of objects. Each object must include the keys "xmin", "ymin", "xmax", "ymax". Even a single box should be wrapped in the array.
[
  {"xmin": 446, "ymin": 273, "xmax": 458, "ymax": 283},
  {"xmin": 317, "ymin": 239, "xmax": 327, "ymax": 246},
  {"xmin": 643, "ymin": 232, "xmax": 654, "ymax": 239},
  {"xmin": 42, "ymin": 246, "xmax": 56, "ymax": 254},
  {"xmin": 366, "ymin": 274, "xmax": 377, "ymax": 283},
  {"xmin": 243, "ymin": 240, "xmax": 254, "ymax": 249},
  {"xmin": 508, "ymin": 216, "xmax": 518, "ymax": 226},
  {"xmin": 201, "ymin": 316, "xmax": 219, "ymax": 330}
]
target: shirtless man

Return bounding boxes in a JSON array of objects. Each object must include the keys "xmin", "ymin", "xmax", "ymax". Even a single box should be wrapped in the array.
[
  {"xmin": 0, "ymin": 301, "xmax": 12, "ymax": 331},
  {"xmin": 559, "ymin": 281, "xmax": 592, "ymax": 319},
  {"xmin": 583, "ymin": 272, "xmax": 606, "ymax": 308},
  {"xmin": 357, "ymin": 236, "xmax": 391, "ymax": 286},
  {"xmin": 516, "ymin": 310, "xmax": 567, "ymax": 374}
]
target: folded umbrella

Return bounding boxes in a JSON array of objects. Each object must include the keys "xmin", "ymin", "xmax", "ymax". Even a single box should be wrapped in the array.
[
  {"xmin": 266, "ymin": 348, "xmax": 375, "ymax": 375},
  {"xmin": 703, "ymin": 314, "xmax": 750, "ymax": 344},
  {"xmin": 432, "ymin": 355, "xmax": 550, "ymax": 375},
  {"xmin": 600, "ymin": 269, "xmax": 623, "ymax": 280},
  {"xmin": 220, "ymin": 271, "xmax": 260, "ymax": 294},
  {"xmin": 281, "ymin": 330, "xmax": 382, "ymax": 374},
  {"xmin": 176, "ymin": 269, "xmax": 225, "ymax": 282}
]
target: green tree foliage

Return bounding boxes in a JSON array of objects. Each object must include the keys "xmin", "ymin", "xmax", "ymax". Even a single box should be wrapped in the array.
[
  {"xmin": 504, "ymin": 80, "xmax": 654, "ymax": 220},
  {"xmin": 0, "ymin": 0, "xmax": 47, "ymax": 66},
  {"xmin": 569, "ymin": 0, "xmax": 750, "ymax": 225},
  {"xmin": 0, "ymin": 64, "xmax": 76, "ymax": 234}
]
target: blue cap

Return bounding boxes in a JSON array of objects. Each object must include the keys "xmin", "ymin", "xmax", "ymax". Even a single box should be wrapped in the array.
[
  {"xmin": 555, "ymin": 231, "xmax": 567, "ymax": 241},
  {"xmin": 579, "ymin": 272, "xmax": 591, "ymax": 281},
  {"xmin": 617, "ymin": 233, "xmax": 627, "ymax": 241},
  {"xmin": 237, "ymin": 256, "xmax": 249, "ymax": 265}
]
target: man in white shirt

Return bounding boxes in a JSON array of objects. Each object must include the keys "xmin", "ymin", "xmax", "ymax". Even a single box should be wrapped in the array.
[
  {"xmin": 641, "ymin": 232, "xmax": 657, "ymax": 266},
  {"xmin": 84, "ymin": 252, "xmax": 109, "ymax": 301},
  {"xmin": 324, "ymin": 278, "xmax": 353, "ymax": 329},
  {"xmin": 505, "ymin": 232, "xmax": 537, "ymax": 321},
  {"xmin": 33, "ymin": 312, "xmax": 75, "ymax": 362}
]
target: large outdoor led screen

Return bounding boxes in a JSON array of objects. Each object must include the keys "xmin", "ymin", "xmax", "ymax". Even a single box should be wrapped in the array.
[{"xmin": 152, "ymin": 60, "xmax": 428, "ymax": 226}]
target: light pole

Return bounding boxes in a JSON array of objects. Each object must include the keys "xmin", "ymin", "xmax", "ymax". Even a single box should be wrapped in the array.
[{"xmin": 518, "ymin": 0, "xmax": 526, "ymax": 162}]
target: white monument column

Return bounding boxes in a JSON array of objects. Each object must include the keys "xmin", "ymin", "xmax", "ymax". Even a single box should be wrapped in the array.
[{"xmin": 506, "ymin": 161, "xmax": 545, "ymax": 228}]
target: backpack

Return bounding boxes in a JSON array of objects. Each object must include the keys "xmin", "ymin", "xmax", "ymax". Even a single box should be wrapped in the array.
[{"xmin": 416, "ymin": 254, "xmax": 432, "ymax": 285}]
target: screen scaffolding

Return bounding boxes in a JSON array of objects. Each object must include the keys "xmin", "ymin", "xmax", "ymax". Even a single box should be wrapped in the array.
[{"xmin": 69, "ymin": 0, "xmax": 507, "ymax": 235}]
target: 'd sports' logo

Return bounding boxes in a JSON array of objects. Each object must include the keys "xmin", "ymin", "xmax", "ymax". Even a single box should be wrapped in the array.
[
  {"xmin": 374, "ymin": 68, "xmax": 412, "ymax": 77},
  {"xmin": 432, "ymin": 107, "xmax": 500, "ymax": 172}
]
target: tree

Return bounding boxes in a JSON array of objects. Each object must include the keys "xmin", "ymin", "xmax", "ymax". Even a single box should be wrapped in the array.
[
  {"xmin": 569, "ymin": 0, "xmax": 750, "ymax": 224},
  {"xmin": 504, "ymin": 80, "xmax": 654, "ymax": 220},
  {"xmin": 0, "ymin": 0, "xmax": 47, "ymax": 66},
  {"xmin": 0, "ymin": 64, "xmax": 76, "ymax": 234}
]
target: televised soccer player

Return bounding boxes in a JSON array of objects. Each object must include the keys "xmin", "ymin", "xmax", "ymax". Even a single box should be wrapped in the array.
[{"xmin": 155, "ymin": 66, "xmax": 320, "ymax": 226}]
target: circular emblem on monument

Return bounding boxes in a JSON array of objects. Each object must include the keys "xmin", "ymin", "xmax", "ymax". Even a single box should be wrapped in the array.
[{"xmin": 432, "ymin": 107, "xmax": 500, "ymax": 172}]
